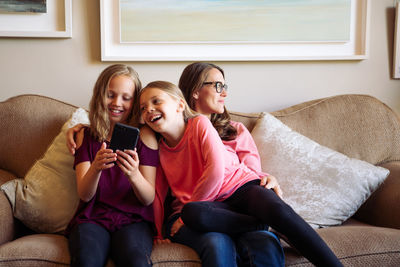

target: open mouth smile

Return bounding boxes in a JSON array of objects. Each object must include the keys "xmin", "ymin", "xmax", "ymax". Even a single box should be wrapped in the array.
[
  {"xmin": 110, "ymin": 108, "xmax": 124, "ymax": 116},
  {"xmin": 149, "ymin": 114, "xmax": 162, "ymax": 123}
]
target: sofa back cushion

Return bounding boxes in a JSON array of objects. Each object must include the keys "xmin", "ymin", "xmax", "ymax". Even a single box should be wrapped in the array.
[
  {"xmin": 0, "ymin": 95, "xmax": 77, "ymax": 178},
  {"xmin": 231, "ymin": 94, "xmax": 400, "ymax": 166}
]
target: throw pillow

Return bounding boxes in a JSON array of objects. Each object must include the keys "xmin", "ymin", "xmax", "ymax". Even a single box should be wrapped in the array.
[
  {"xmin": 1, "ymin": 108, "xmax": 89, "ymax": 233},
  {"xmin": 251, "ymin": 112, "xmax": 389, "ymax": 228}
]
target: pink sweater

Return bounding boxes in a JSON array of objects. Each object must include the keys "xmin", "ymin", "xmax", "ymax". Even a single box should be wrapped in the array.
[
  {"xmin": 153, "ymin": 115, "xmax": 268, "ymax": 239},
  {"xmin": 224, "ymin": 120, "xmax": 268, "ymax": 178}
]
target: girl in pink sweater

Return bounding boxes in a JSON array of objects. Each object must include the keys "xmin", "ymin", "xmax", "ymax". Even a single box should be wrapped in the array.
[{"xmin": 140, "ymin": 81, "xmax": 342, "ymax": 267}]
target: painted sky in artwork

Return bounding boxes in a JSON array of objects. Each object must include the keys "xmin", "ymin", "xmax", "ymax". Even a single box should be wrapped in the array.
[
  {"xmin": 120, "ymin": 0, "xmax": 351, "ymax": 43},
  {"xmin": 0, "ymin": 0, "xmax": 46, "ymax": 13}
]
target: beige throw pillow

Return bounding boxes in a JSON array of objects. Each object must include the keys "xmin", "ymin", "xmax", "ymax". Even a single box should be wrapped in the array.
[
  {"xmin": 1, "ymin": 108, "xmax": 89, "ymax": 233},
  {"xmin": 251, "ymin": 112, "xmax": 389, "ymax": 228}
]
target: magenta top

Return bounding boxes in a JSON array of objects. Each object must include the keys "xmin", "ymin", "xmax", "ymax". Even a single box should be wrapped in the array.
[{"xmin": 67, "ymin": 128, "xmax": 159, "ymax": 234}]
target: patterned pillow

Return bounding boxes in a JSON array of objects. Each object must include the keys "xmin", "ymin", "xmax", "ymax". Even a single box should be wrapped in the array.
[{"xmin": 251, "ymin": 112, "xmax": 389, "ymax": 228}]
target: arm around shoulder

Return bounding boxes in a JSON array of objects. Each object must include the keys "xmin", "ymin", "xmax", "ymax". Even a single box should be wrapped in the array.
[
  {"xmin": 66, "ymin": 123, "xmax": 87, "ymax": 155},
  {"xmin": 75, "ymin": 128, "xmax": 86, "ymax": 150}
]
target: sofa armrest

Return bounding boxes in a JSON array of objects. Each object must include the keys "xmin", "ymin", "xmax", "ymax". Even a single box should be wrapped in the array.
[
  {"xmin": 0, "ymin": 191, "xmax": 14, "ymax": 245},
  {"xmin": 354, "ymin": 161, "xmax": 400, "ymax": 229}
]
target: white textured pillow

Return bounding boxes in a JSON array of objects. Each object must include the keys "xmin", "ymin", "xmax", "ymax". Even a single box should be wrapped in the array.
[
  {"xmin": 1, "ymin": 108, "xmax": 89, "ymax": 233},
  {"xmin": 251, "ymin": 112, "xmax": 389, "ymax": 228}
]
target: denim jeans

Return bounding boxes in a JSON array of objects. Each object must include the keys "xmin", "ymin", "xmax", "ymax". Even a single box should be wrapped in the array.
[
  {"xmin": 236, "ymin": 230, "xmax": 284, "ymax": 267},
  {"xmin": 167, "ymin": 214, "xmax": 284, "ymax": 267},
  {"xmin": 68, "ymin": 222, "xmax": 153, "ymax": 267}
]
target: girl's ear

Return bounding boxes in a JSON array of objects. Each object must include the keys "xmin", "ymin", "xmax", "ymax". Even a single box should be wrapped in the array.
[
  {"xmin": 177, "ymin": 98, "xmax": 185, "ymax": 113},
  {"xmin": 192, "ymin": 91, "xmax": 199, "ymax": 100}
]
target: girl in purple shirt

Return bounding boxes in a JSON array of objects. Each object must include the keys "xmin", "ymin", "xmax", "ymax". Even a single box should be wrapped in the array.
[{"xmin": 67, "ymin": 64, "xmax": 158, "ymax": 267}]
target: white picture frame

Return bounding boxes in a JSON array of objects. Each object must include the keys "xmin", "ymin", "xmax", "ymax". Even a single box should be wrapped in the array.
[
  {"xmin": 393, "ymin": 2, "xmax": 400, "ymax": 78},
  {"xmin": 0, "ymin": 0, "xmax": 72, "ymax": 38},
  {"xmin": 101, "ymin": 0, "xmax": 370, "ymax": 62}
]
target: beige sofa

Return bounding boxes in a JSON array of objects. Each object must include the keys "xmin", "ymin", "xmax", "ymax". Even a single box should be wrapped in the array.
[{"xmin": 0, "ymin": 94, "xmax": 399, "ymax": 266}]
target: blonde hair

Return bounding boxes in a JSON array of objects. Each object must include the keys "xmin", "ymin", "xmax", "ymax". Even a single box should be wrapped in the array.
[
  {"xmin": 89, "ymin": 64, "xmax": 142, "ymax": 141},
  {"xmin": 140, "ymin": 81, "xmax": 197, "ymax": 122}
]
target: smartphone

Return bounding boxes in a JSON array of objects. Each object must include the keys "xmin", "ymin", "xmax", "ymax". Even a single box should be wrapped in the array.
[{"xmin": 109, "ymin": 123, "xmax": 140, "ymax": 152}]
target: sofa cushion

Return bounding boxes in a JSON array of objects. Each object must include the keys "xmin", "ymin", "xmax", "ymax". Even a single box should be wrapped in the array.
[
  {"xmin": 355, "ymin": 161, "xmax": 400, "ymax": 229},
  {"xmin": 151, "ymin": 243, "xmax": 201, "ymax": 267},
  {"xmin": 0, "ymin": 234, "xmax": 70, "ymax": 267},
  {"xmin": 270, "ymin": 94, "xmax": 400, "ymax": 166},
  {"xmin": 0, "ymin": 234, "xmax": 202, "ymax": 267},
  {"xmin": 251, "ymin": 112, "xmax": 389, "ymax": 228},
  {"xmin": 284, "ymin": 226, "xmax": 400, "ymax": 266},
  {"xmin": 0, "ymin": 108, "xmax": 89, "ymax": 233}
]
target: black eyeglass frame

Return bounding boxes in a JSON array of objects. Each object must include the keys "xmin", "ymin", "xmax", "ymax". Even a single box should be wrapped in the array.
[{"xmin": 202, "ymin": 81, "xmax": 228, "ymax": 93}]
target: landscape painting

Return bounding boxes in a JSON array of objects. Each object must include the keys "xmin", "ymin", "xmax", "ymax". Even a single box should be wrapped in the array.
[
  {"xmin": 0, "ymin": 0, "xmax": 46, "ymax": 13},
  {"xmin": 120, "ymin": 0, "xmax": 351, "ymax": 43}
]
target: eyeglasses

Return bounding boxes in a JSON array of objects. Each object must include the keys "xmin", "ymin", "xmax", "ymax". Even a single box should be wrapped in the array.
[{"xmin": 203, "ymin": 81, "xmax": 228, "ymax": 93}]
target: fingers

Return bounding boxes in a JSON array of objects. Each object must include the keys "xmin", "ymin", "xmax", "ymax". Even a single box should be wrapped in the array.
[
  {"xmin": 154, "ymin": 238, "xmax": 171, "ymax": 245},
  {"xmin": 260, "ymin": 175, "xmax": 274, "ymax": 189},
  {"xmin": 170, "ymin": 218, "xmax": 184, "ymax": 237},
  {"xmin": 94, "ymin": 143, "xmax": 116, "ymax": 170},
  {"xmin": 66, "ymin": 130, "xmax": 77, "ymax": 155},
  {"xmin": 67, "ymin": 143, "xmax": 76, "ymax": 155},
  {"xmin": 260, "ymin": 175, "xmax": 283, "ymax": 198},
  {"xmin": 260, "ymin": 176, "xmax": 268, "ymax": 187},
  {"xmin": 117, "ymin": 149, "xmax": 138, "ymax": 163},
  {"xmin": 116, "ymin": 150, "xmax": 139, "ymax": 170},
  {"xmin": 66, "ymin": 124, "xmax": 85, "ymax": 155}
]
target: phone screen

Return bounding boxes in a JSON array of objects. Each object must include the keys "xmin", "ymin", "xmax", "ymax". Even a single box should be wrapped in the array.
[{"xmin": 109, "ymin": 123, "xmax": 140, "ymax": 152}]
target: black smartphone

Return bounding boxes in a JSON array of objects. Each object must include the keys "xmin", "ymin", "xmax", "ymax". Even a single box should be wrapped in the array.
[{"xmin": 109, "ymin": 123, "xmax": 140, "ymax": 152}]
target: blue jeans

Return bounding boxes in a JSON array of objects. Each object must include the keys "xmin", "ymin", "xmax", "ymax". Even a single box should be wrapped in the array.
[
  {"xmin": 167, "ymin": 214, "xmax": 284, "ymax": 267},
  {"xmin": 68, "ymin": 222, "xmax": 153, "ymax": 267},
  {"xmin": 236, "ymin": 231, "xmax": 284, "ymax": 267}
]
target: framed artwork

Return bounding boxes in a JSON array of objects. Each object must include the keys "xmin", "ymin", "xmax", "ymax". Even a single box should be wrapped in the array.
[
  {"xmin": 101, "ymin": 0, "xmax": 370, "ymax": 61},
  {"xmin": 393, "ymin": 1, "xmax": 400, "ymax": 78},
  {"xmin": 0, "ymin": 0, "xmax": 72, "ymax": 38}
]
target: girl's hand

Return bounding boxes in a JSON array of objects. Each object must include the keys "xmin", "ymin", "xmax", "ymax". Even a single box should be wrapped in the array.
[
  {"xmin": 116, "ymin": 149, "xmax": 140, "ymax": 179},
  {"xmin": 93, "ymin": 142, "xmax": 117, "ymax": 171},
  {"xmin": 170, "ymin": 217, "xmax": 184, "ymax": 237},
  {"xmin": 116, "ymin": 147, "xmax": 155, "ymax": 206},
  {"xmin": 260, "ymin": 174, "xmax": 283, "ymax": 198},
  {"xmin": 66, "ymin": 123, "xmax": 86, "ymax": 155},
  {"xmin": 154, "ymin": 238, "xmax": 172, "ymax": 245}
]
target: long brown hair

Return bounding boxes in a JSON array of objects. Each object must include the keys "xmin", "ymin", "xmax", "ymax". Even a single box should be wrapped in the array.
[
  {"xmin": 178, "ymin": 62, "xmax": 237, "ymax": 141},
  {"xmin": 89, "ymin": 64, "xmax": 142, "ymax": 141}
]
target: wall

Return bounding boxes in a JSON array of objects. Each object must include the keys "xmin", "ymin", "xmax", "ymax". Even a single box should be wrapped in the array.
[{"xmin": 0, "ymin": 0, "xmax": 399, "ymax": 114}]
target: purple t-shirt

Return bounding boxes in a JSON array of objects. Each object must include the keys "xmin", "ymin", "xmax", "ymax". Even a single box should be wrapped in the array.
[{"xmin": 67, "ymin": 128, "xmax": 159, "ymax": 233}]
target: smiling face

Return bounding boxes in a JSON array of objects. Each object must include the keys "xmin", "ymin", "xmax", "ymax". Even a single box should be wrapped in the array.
[
  {"xmin": 193, "ymin": 68, "xmax": 227, "ymax": 117},
  {"xmin": 106, "ymin": 75, "xmax": 135, "ymax": 126},
  {"xmin": 139, "ymin": 87, "xmax": 184, "ymax": 135}
]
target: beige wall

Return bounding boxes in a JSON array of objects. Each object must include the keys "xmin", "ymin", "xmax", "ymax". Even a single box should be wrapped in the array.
[{"xmin": 1, "ymin": 0, "xmax": 400, "ymax": 114}]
